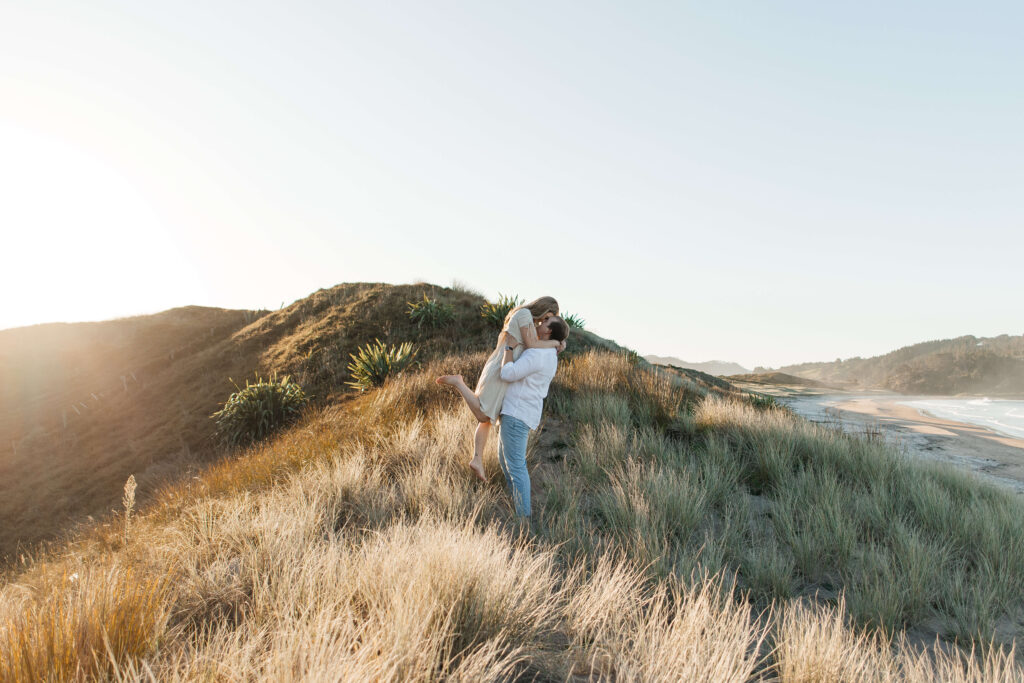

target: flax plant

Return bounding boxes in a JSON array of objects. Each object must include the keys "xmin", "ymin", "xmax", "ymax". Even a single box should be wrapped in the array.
[
  {"xmin": 211, "ymin": 373, "xmax": 309, "ymax": 447},
  {"xmin": 406, "ymin": 294, "xmax": 454, "ymax": 328},
  {"xmin": 479, "ymin": 294, "xmax": 522, "ymax": 328},
  {"xmin": 346, "ymin": 339, "xmax": 418, "ymax": 391}
]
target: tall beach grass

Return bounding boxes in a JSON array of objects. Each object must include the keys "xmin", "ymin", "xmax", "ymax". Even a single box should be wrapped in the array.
[{"xmin": 1, "ymin": 349, "xmax": 1022, "ymax": 680}]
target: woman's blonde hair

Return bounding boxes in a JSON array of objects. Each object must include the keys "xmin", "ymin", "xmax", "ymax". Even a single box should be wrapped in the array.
[{"xmin": 505, "ymin": 296, "xmax": 559, "ymax": 326}]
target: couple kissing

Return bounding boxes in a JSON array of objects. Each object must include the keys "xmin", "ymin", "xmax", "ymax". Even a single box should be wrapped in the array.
[{"xmin": 437, "ymin": 297, "xmax": 569, "ymax": 518}]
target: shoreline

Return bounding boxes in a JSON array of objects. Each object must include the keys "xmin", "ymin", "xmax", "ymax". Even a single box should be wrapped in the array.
[
  {"xmin": 765, "ymin": 389, "xmax": 1024, "ymax": 494},
  {"xmin": 730, "ymin": 379, "xmax": 1024, "ymax": 403}
]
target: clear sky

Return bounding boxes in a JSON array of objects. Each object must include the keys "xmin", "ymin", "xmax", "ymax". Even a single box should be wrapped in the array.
[{"xmin": 2, "ymin": 1, "xmax": 1021, "ymax": 368}]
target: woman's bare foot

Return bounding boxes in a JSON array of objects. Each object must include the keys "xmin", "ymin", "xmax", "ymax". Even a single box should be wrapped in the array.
[
  {"xmin": 468, "ymin": 457, "xmax": 486, "ymax": 482},
  {"xmin": 436, "ymin": 374, "xmax": 464, "ymax": 387}
]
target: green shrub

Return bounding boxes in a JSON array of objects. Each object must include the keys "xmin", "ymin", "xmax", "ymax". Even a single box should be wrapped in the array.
[
  {"xmin": 211, "ymin": 373, "xmax": 309, "ymax": 447},
  {"xmin": 563, "ymin": 312, "xmax": 586, "ymax": 329},
  {"xmin": 480, "ymin": 294, "xmax": 523, "ymax": 328},
  {"xmin": 347, "ymin": 339, "xmax": 418, "ymax": 390},
  {"xmin": 749, "ymin": 394, "xmax": 780, "ymax": 411},
  {"xmin": 407, "ymin": 294, "xmax": 454, "ymax": 328}
]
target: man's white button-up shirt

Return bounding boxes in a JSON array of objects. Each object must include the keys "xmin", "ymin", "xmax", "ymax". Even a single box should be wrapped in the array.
[{"xmin": 499, "ymin": 347, "xmax": 558, "ymax": 430}]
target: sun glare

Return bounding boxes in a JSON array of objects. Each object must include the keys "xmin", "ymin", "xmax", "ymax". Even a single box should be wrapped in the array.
[{"xmin": 1, "ymin": 122, "xmax": 207, "ymax": 330}]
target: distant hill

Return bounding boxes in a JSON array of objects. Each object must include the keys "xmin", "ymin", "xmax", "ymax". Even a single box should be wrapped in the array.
[
  {"xmin": 727, "ymin": 372, "xmax": 834, "ymax": 388},
  {"xmin": 773, "ymin": 334, "xmax": 1024, "ymax": 396},
  {"xmin": 644, "ymin": 355, "xmax": 750, "ymax": 377},
  {"xmin": 658, "ymin": 365, "xmax": 739, "ymax": 392}
]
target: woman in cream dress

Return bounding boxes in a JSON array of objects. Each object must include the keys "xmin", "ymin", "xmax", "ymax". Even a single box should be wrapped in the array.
[{"xmin": 437, "ymin": 296, "xmax": 564, "ymax": 481}]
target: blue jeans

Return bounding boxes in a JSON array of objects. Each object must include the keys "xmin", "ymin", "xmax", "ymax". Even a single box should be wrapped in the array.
[{"xmin": 497, "ymin": 415, "xmax": 531, "ymax": 517}]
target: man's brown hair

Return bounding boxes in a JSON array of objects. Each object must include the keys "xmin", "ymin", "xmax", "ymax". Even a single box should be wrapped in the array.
[{"xmin": 547, "ymin": 316, "xmax": 569, "ymax": 342}]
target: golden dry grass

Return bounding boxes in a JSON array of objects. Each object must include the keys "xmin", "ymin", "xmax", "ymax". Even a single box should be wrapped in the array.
[
  {"xmin": 565, "ymin": 558, "xmax": 766, "ymax": 681},
  {"xmin": 774, "ymin": 597, "xmax": 1022, "ymax": 683},
  {"xmin": 2, "ymin": 285, "xmax": 1023, "ymax": 681},
  {"xmin": 1, "ymin": 564, "xmax": 171, "ymax": 681},
  {"xmin": 4, "ymin": 363, "xmax": 1020, "ymax": 680}
]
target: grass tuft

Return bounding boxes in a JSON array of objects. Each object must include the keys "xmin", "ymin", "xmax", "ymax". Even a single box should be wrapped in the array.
[
  {"xmin": 0, "ymin": 565, "xmax": 171, "ymax": 682},
  {"xmin": 122, "ymin": 475, "xmax": 136, "ymax": 546}
]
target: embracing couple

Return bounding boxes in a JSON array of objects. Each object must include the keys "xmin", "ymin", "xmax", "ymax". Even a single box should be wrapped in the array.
[{"xmin": 437, "ymin": 296, "xmax": 569, "ymax": 518}]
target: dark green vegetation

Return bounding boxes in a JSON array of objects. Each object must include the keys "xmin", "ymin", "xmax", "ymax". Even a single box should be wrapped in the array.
[
  {"xmin": 346, "ymin": 339, "xmax": 419, "ymax": 390},
  {"xmin": 479, "ymin": 293, "xmax": 523, "ymax": 328},
  {"xmin": 210, "ymin": 373, "xmax": 308, "ymax": 447},
  {"xmin": 406, "ymin": 294, "xmax": 454, "ymax": 329},
  {"xmin": 562, "ymin": 312, "xmax": 586, "ymax": 329},
  {"xmin": 774, "ymin": 334, "xmax": 1024, "ymax": 395}
]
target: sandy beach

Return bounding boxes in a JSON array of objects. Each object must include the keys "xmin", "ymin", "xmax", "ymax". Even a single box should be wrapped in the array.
[
  {"xmin": 831, "ymin": 397, "xmax": 1024, "ymax": 490},
  {"xmin": 772, "ymin": 389, "xmax": 1024, "ymax": 493}
]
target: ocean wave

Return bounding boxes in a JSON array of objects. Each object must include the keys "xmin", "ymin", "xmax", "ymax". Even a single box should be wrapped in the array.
[{"xmin": 900, "ymin": 398, "xmax": 1024, "ymax": 440}]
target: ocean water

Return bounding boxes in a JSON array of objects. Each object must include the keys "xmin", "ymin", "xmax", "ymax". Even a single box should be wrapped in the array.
[{"xmin": 899, "ymin": 398, "xmax": 1024, "ymax": 440}]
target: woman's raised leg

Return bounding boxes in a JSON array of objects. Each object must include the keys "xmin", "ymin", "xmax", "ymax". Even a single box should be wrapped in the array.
[
  {"xmin": 436, "ymin": 374, "xmax": 490, "ymax": 423},
  {"xmin": 437, "ymin": 374, "xmax": 492, "ymax": 481}
]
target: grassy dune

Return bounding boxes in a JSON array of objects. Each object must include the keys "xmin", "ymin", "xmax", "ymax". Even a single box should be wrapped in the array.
[
  {"xmin": 2, "ymin": 285, "xmax": 1023, "ymax": 680},
  {"xmin": 0, "ymin": 283, "xmax": 502, "ymax": 559}
]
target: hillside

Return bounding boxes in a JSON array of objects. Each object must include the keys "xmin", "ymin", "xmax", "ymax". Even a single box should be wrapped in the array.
[
  {"xmin": 645, "ymin": 355, "xmax": 750, "ymax": 376},
  {"xmin": 1, "ymin": 283, "xmax": 1022, "ymax": 681},
  {"xmin": 0, "ymin": 306, "xmax": 257, "ymax": 558},
  {"xmin": 727, "ymin": 372, "xmax": 835, "ymax": 389},
  {"xmin": 772, "ymin": 334, "xmax": 1024, "ymax": 395},
  {"xmin": 0, "ymin": 283, "xmax": 535, "ymax": 559}
]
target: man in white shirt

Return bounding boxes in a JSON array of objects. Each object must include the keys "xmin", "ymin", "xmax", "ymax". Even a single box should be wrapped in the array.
[{"xmin": 497, "ymin": 315, "xmax": 569, "ymax": 518}]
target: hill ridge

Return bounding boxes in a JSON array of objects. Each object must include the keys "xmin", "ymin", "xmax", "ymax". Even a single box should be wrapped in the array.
[
  {"xmin": 644, "ymin": 355, "xmax": 751, "ymax": 376},
  {"xmin": 772, "ymin": 333, "xmax": 1024, "ymax": 395}
]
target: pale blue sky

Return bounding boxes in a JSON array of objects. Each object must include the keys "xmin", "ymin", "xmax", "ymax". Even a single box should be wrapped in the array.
[{"xmin": 2, "ymin": 1, "xmax": 1021, "ymax": 368}]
